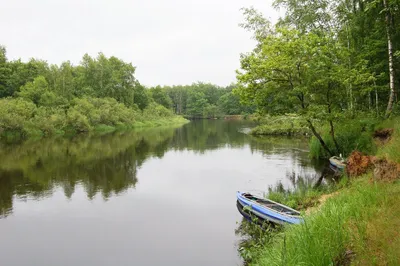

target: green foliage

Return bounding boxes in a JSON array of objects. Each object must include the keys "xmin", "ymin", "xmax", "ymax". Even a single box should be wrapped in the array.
[
  {"xmin": 236, "ymin": 0, "xmax": 400, "ymax": 156},
  {"xmin": 0, "ymin": 48, "xmax": 187, "ymax": 139},
  {"xmin": 218, "ymin": 92, "xmax": 245, "ymax": 115},
  {"xmin": 0, "ymin": 98, "xmax": 36, "ymax": 133},
  {"xmin": 18, "ymin": 76, "xmax": 49, "ymax": 105},
  {"xmin": 66, "ymin": 108, "xmax": 92, "ymax": 133},
  {"xmin": 377, "ymin": 118, "xmax": 400, "ymax": 163},
  {"xmin": 251, "ymin": 115, "xmax": 310, "ymax": 136},
  {"xmin": 133, "ymin": 84, "xmax": 150, "ymax": 110},
  {"xmin": 150, "ymin": 86, "xmax": 173, "ymax": 109},
  {"xmin": 186, "ymin": 89, "xmax": 209, "ymax": 118},
  {"xmin": 0, "ymin": 46, "xmax": 10, "ymax": 98},
  {"xmin": 309, "ymin": 118, "xmax": 378, "ymax": 159},
  {"xmin": 159, "ymin": 83, "xmax": 253, "ymax": 118},
  {"xmin": 142, "ymin": 102, "xmax": 174, "ymax": 120},
  {"xmin": 203, "ymin": 104, "xmax": 222, "ymax": 119},
  {"xmin": 28, "ymin": 107, "xmax": 66, "ymax": 136}
]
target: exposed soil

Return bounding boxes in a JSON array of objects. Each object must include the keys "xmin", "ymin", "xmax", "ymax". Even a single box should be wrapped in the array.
[
  {"xmin": 373, "ymin": 128, "xmax": 394, "ymax": 145},
  {"xmin": 334, "ymin": 249, "xmax": 356, "ymax": 266},
  {"xmin": 346, "ymin": 150, "xmax": 400, "ymax": 181},
  {"xmin": 346, "ymin": 151, "xmax": 374, "ymax": 177},
  {"xmin": 372, "ymin": 158, "xmax": 400, "ymax": 181}
]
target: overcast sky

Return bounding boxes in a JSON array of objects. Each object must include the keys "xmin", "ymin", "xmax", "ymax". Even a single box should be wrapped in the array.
[{"xmin": 0, "ymin": 0, "xmax": 281, "ymax": 86}]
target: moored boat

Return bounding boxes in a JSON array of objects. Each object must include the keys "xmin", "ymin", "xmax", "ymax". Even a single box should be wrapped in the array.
[
  {"xmin": 236, "ymin": 192, "xmax": 303, "ymax": 225},
  {"xmin": 329, "ymin": 156, "xmax": 346, "ymax": 170}
]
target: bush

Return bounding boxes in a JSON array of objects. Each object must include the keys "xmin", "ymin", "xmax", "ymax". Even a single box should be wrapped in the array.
[
  {"xmin": 68, "ymin": 97, "xmax": 138, "ymax": 130},
  {"xmin": 0, "ymin": 93, "xmax": 184, "ymax": 138},
  {"xmin": 66, "ymin": 108, "xmax": 92, "ymax": 132},
  {"xmin": 28, "ymin": 107, "xmax": 66, "ymax": 136},
  {"xmin": 0, "ymin": 98, "xmax": 36, "ymax": 134},
  {"xmin": 142, "ymin": 103, "xmax": 174, "ymax": 120}
]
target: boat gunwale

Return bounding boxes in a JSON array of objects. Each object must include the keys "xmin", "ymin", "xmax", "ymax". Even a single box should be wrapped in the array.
[
  {"xmin": 237, "ymin": 191, "xmax": 301, "ymax": 217},
  {"xmin": 237, "ymin": 198, "xmax": 292, "ymax": 225},
  {"xmin": 236, "ymin": 192, "xmax": 303, "ymax": 225},
  {"xmin": 329, "ymin": 156, "xmax": 346, "ymax": 168}
]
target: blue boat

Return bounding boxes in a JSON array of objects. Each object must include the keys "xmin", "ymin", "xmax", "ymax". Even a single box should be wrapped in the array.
[
  {"xmin": 236, "ymin": 192, "xmax": 303, "ymax": 225},
  {"xmin": 329, "ymin": 156, "xmax": 346, "ymax": 170}
]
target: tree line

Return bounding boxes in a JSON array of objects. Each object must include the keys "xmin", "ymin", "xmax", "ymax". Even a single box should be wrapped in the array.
[
  {"xmin": 149, "ymin": 83, "xmax": 254, "ymax": 119},
  {"xmin": 0, "ymin": 48, "xmax": 251, "ymax": 138},
  {"xmin": 235, "ymin": 0, "xmax": 400, "ymax": 157}
]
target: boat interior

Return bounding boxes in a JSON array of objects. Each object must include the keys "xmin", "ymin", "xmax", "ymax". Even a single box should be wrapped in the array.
[{"xmin": 242, "ymin": 193, "xmax": 300, "ymax": 216}]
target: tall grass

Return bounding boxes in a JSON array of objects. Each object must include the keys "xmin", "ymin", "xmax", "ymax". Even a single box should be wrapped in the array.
[
  {"xmin": 309, "ymin": 118, "xmax": 378, "ymax": 159},
  {"xmin": 376, "ymin": 118, "xmax": 400, "ymax": 163},
  {"xmin": 253, "ymin": 178, "xmax": 396, "ymax": 266},
  {"xmin": 267, "ymin": 177, "xmax": 340, "ymax": 210}
]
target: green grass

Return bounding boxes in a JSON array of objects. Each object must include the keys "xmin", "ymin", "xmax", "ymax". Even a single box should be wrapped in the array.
[
  {"xmin": 251, "ymin": 115, "xmax": 310, "ymax": 136},
  {"xmin": 309, "ymin": 117, "xmax": 379, "ymax": 159},
  {"xmin": 132, "ymin": 116, "xmax": 189, "ymax": 128},
  {"xmin": 248, "ymin": 177, "xmax": 400, "ymax": 266},
  {"xmin": 94, "ymin": 124, "xmax": 117, "ymax": 133},
  {"xmin": 266, "ymin": 178, "xmax": 345, "ymax": 211},
  {"xmin": 376, "ymin": 118, "xmax": 400, "ymax": 163}
]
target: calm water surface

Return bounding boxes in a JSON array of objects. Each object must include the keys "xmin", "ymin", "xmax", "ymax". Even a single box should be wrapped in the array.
[{"xmin": 0, "ymin": 120, "xmax": 322, "ymax": 266}]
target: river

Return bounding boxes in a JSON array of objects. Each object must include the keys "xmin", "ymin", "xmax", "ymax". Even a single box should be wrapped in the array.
[{"xmin": 0, "ymin": 120, "xmax": 322, "ymax": 266}]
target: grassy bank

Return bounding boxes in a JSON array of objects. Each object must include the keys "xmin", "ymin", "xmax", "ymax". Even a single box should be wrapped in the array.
[
  {"xmin": 132, "ymin": 116, "xmax": 189, "ymax": 128},
  {"xmin": 242, "ymin": 118, "xmax": 400, "ymax": 265},
  {"xmin": 250, "ymin": 115, "xmax": 310, "ymax": 136},
  {"xmin": 267, "ymin": 178, "xmax": 346, "ymax": 211},
  {"xmin": 251, "ymin": 177, "xmax": 400, "ymax": 266}
]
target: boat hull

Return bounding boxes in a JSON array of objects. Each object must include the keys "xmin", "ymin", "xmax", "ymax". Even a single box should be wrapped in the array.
[
  {"xmin": 329, "ymin": 156, "xmax": 346, "ymax": 170},
  {"xmin": 236, "ymin": 192, "xmax": 303, "ymax": 225}
]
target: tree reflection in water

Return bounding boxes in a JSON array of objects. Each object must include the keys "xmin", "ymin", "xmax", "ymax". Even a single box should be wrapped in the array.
[{"xmin": 0, "ymin": 120, "xmax": 320, "ymax": 219}]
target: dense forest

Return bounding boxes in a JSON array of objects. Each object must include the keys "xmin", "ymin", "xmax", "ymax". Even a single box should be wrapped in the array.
[
  {"xmin": 235, "ymin": 0, "xmax": 400, "ymax": 158},
  {"xmin": 0, "ymin": 48, "xmax": 251, "ymax": 139},
  {"xmin": 149, "ymin": 83, "xmax": 254, "ymax": 119}
]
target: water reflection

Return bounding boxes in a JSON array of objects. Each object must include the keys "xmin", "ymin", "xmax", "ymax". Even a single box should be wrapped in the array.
[
  {"xmin": 0, "ymin": 121, "xmax": 322, "ymax": 219},
  {"xmin": 0, "ymin": 128, "xmax": 178, "ymax": 218},
  {"xmin": 0, "ymin": 120, "xmax": 323, "ymax": 266}
]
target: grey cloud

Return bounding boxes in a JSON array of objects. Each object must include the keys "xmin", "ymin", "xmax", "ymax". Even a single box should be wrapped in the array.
[{"xmin": 0, "ymin": 0, "xmax": 280, "ymax": 86}]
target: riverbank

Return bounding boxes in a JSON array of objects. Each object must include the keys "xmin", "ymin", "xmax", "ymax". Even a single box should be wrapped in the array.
[
  {"xmin": 250, "ymin": 115, "xmax": 310, "ymax": 136},
  {"xmin": 182, "ymin": 114, "xmax": 255, "ymax": 120},
  {"xmin": 242, "ymin": 118, "xmax": 400, "ymax": 265}
]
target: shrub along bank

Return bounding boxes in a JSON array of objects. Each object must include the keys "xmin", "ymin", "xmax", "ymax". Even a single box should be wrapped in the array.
[{"xmin": 0, "ymin": 97, "xmax": 187, "ymax": 139}]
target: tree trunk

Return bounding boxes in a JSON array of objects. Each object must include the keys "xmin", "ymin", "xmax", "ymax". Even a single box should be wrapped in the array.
[
  {"xmin": 307, "ymin": 119, "xmax": 333, "ymax": 156},
  {"xmin": 369, "ymin": 91, "xmax": 372, "ymax": 111},
  {"xmin": 383, "ymin": 0, "xmax": 396, "ymax": 117},
  {"xmin": 329, "ymin": 120, "xmax": 340, "ymax": 154},
  {"xmin": 374, "ymin": 80, "xmax": 379, "ymax": 116},
  {"xmin": 327, "ymin": 84, "xmax": 340, "ymax": 154}
]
